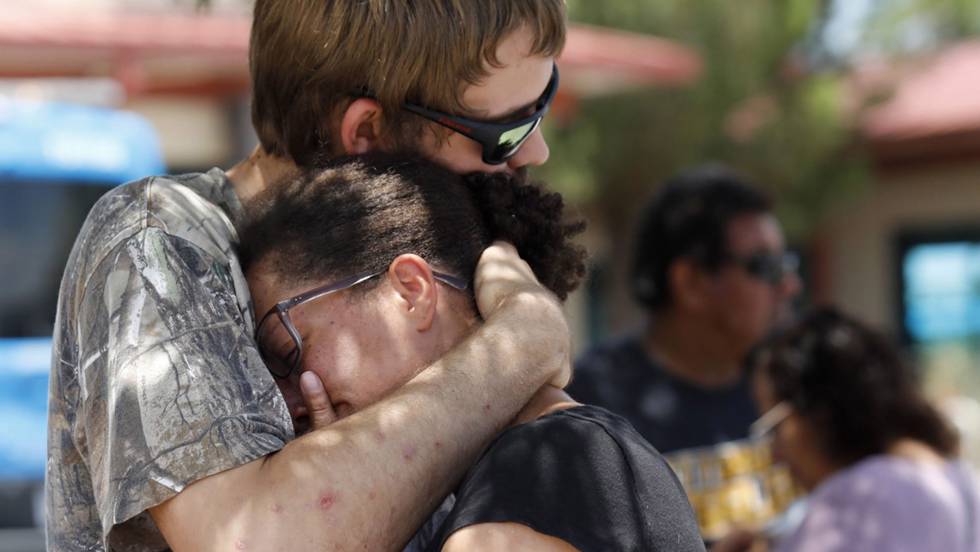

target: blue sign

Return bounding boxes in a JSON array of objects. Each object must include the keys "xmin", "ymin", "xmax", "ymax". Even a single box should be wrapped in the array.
[
  {"xmin": 904, "ymin": 242, "xmax": 980, "ymax": 341},
  {"xmin": 0, "ymin": 98, "xmax": 164, "ymax": 184},
  {"xmin": 0, "ymin": 339, "xmax": 51, "ymax": 480}
]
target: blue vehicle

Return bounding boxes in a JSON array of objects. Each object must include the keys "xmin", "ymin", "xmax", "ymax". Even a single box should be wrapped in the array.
[{"xmin": 0, "ymin": 97, "xmax": 163, "ymax": 544}]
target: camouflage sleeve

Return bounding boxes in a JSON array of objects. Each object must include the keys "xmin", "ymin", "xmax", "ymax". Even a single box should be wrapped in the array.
[{"xmin": 73, "ymin": 226, "xmax": 292, "ymax": 544}]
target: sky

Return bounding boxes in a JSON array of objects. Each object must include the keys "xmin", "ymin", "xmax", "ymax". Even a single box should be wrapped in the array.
[{"xmin": 823, "ymin": 0, "xmax": 877, "ymax": 55}]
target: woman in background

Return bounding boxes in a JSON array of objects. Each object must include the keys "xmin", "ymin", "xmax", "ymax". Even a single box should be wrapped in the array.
[{"xmin": 716, "ymin": 306, "xmax": 979, "ymax": 552}]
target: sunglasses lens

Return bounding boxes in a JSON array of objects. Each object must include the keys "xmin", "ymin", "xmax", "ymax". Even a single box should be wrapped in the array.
[
  {"xmin": 744, "ymin": 253, "xmax": 799, "ymax": 285},
  {"xmin": 499, "ymin": 120, "xmax": 538, "ymax": 149},
  {"xmin": 763, "ymin": 259, "xmax": 783, "ymax": 284},
  {"xmin": 484, "ymin": 118, "xmax": 541, "ymax": 164}
]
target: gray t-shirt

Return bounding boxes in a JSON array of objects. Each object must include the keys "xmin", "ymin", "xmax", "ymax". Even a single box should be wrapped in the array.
[{"xmin": 45, "ymin": 170, "xmax": 293, "ymax": 551}]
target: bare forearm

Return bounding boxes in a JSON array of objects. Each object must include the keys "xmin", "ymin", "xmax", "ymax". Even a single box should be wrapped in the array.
[{"xmin": 153, "ymin": 294, "xmax": 569, "ymax": 551}]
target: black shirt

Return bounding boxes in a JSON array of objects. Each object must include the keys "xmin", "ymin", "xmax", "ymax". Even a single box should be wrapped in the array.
[
  {"xmin": 568, "ymin": 336, "xmax": 758, "ymax": 454},
  {"xmin": 426, "ymin": 405, "xmax": 705, "ymax": 552},
  {"xmin": 568, "ymin": 336, "xmax": 800, "ymax": 542}
]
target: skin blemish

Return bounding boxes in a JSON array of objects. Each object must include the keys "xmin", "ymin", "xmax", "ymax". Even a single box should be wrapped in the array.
[
  {"xmin": 270, "ymin": 503, "xmax": 284, "ymax": 514},
  {"xmin": 368, "ymin": 490, "xmax": 377, "ymax": 500},
  {"xmin": 235, "ymin": 539, "xmax": 247, "ymax": 550},
  {"xmin": 434, "ymin": 440, "xmax": 443, "ymax": 449},
  {"xmin": 318, "ymin": 493, "xmax": 337, "ymax": 511},
  {"xmin": 483, "ymin": 403, "xmax": 492, "ymax": 412},
  {"xmin": 402, "ymin": 445, "xmax": 417, "ymax": 462}
]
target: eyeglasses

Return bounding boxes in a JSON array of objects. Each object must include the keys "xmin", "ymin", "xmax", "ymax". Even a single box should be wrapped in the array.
[
  {"xmin": 726, "ymin": 251, "xmax": 799, "ymax": 286},
  {"xmin": 255, "ymin": 269, "xmax": 468, "ymax": 379},
  {"xmin": 402, "ymin": 64, "xmax": 560, "ymax": 165},
  {"xmin": 749, "ymin": 400, "xmax": 792, "ymax": 440}
]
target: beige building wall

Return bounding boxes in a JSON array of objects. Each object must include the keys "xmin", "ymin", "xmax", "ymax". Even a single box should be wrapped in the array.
[
  {"xmin": 124, "ymin": 97, "xmax": 241, "ymax": 170},
  {"xmin": 818, "ymin": 160, "xmax": 980, "ymax": 468},
  {"xmin": 819, "ymin": 160, "xmax": 980, "ymax": 335}
]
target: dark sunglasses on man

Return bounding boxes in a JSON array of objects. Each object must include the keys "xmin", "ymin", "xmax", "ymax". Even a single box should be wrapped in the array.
[
  {"xmin": 726, "ymin": 251, "xmax": 800, "ymax": 286},
  {"xmin": 402, "ymin": 64, "xmax": 560, "ymax": 165}
]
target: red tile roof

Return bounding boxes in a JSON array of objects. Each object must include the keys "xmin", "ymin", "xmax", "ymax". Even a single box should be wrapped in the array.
[
  {"xmin": 862, "ymin": 41, "xmax": 980, "ymax": 143},
  {"xmin": 0, "ymin": 9, "xmax": 701, "ymax": 98},
  {"xmin": 854, "ymin": 41, "xmax": 980, "ymax": 166}
]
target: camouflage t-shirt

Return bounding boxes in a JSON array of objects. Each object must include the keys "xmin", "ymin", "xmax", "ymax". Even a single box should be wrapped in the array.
[{"xmin": 45, "ymin": 170, "xmax": 293, "ymax": 551}]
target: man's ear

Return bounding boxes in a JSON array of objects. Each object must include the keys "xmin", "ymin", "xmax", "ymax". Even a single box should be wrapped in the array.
[
  {"xmin": 669, "ymin": 259, "xmax": 709, "ymax": 313},
  {"xmin": 387, "ymin": 254, "xmax": 438, "ymax": 332},
  {"xmin": 339, "ymin": 98, "xmax": 385, "ymax": 155}
]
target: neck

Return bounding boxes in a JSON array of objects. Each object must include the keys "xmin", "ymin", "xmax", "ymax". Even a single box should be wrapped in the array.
[
  {"xmin": 225, "ymin": 146, "xmax": 299, "ymax": 202},
  {"xmin": 511, "ymin": 386, "xmax": 579, "ymax": 427},
  {"xmin": 802, "ymin": 457, "xmax": 844, "ymax": 491},
  {"xmin": 888, "ymin": 438, "xmax": 947, "ymax": 464},
  {"xmin": 805, "ymin": 439, "xmax": 944, "ymax": 491},
  {"xmin": 644, "ymin": 312, "xmax": 745, "ymax": 388}
]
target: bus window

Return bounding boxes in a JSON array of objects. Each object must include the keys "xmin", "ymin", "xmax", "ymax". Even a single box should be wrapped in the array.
[{"xmin": 0, "ymin": 181, "xmax": 115, "ymax": 337}]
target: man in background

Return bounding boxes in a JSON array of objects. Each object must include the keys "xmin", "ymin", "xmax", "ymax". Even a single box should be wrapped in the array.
[{"xmin": 569, "ymin": 164, "xmax": 802, "ymax": 541}]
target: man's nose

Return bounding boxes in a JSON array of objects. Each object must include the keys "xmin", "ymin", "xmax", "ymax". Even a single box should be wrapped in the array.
[
  {"xmin": 506, "ymin": 127, "xmax": 550, "ymax": 170},
  {"xmin": 779, "ymin": 270, "xmax": 803, "ymax": 299}
]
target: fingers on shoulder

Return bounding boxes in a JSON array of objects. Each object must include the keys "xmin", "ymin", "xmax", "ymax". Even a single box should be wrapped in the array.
[{"xmin": 442, "ymin": 522, "xmax": 580, "ymax": 552}]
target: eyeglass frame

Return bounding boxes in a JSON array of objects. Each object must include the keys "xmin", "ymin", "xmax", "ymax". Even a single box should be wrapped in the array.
[
  {"xmin": 749, "ymin": 400, "xmax": 792, "ymax": 440},
  {"xmin": 401, "ymin": 63, "xmax": 560, "ymax": 165},
  {"xmin": 255, "ymin": 268, "xmax": 469, "ymax": 379}
]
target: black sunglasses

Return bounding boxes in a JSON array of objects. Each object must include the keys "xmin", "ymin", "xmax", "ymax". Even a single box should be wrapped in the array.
[
  {"xmin": 727, "ymin": 251, "xmax": 800, "ymax": 285},
  {"xmin": 402, "ymin": 64, "xmax": 560, "ymax": 165}
]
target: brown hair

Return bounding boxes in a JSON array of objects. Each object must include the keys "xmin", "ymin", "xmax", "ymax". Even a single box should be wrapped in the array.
[
  {"xmin": 757, "ymin": 307, "xmax": 960, "ymax": 464},
  {"xmin": 249, "ymin": 0, "xmax": 567, "ymax": 168}
]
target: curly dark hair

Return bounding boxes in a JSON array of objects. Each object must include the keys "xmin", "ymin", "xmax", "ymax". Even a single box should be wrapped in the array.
[
  {"xmin": 632, "ymin": 163, "xmax": 771, "ymax": 311},
  {"xmin": 755, "ymin": 306, "xmax": 959, "ymax": 466},
  {"xmin": 240, "ymin": 152, "xmax": 587, "ymax": 303}
]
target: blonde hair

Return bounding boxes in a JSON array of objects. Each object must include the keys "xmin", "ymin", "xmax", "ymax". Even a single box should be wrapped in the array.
[{"xmin": 249, "ymin": 0, "xmax": 566, "ymax": 167}]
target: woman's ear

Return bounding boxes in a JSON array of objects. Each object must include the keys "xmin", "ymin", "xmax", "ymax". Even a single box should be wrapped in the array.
[
  {"xmin": 339, "ymin": 98, "xmax": 385, "ymax": 155},
  {"xmin": 387, "ymin": 254, "xmax": 438, "ymax": 332}
]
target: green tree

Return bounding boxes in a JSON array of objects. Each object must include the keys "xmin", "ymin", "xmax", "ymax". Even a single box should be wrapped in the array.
[{"xmin": 541, "ymin": 0, "xmax": 867, "ymax": 244}]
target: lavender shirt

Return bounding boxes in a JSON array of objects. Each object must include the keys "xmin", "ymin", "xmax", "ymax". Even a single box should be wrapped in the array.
[{"xmin": 777, "ymin": 455, "xmax": 980, "ymax": 552}]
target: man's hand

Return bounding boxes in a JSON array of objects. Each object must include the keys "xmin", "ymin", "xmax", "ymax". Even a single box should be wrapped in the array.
[
  {"xmin": 300, "ymin": 370, "xmax": 337, "ymax": 430},
  {"xmin": 474, "ymin": 241, "xmax": 571, "ymax": 388},
  {"xmin": 473, "ymin": 241, "xmax": 545, "ymax": 316}
]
